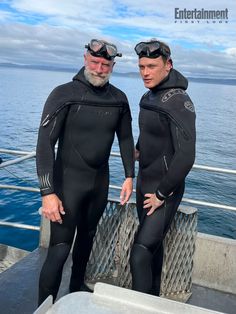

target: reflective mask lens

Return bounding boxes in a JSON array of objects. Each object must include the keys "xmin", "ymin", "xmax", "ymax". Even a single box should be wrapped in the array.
[
  {"xmin": 105, "ymin": 44, "xmax": 117, "ymax": 58},
  {"xmin": 90, "ymin": 40, "xmax": 104, "ymax": 53},
  {"xmin": 135, "ymin": 41, "xmax": 170, "ymax": 58},
  {"xmin": 86, "ymin": 39, "xmax": 122, "ymax": 60}
]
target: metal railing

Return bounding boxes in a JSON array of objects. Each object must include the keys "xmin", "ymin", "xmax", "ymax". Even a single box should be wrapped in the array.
[{"xmin": 0, "ymin": 148, "xmax": 236, "ymax": 232}]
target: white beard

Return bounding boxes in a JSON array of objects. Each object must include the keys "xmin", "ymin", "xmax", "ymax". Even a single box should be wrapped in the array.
[{"xmin": 84, "ymin": 67, "xmax": 111, "ymax": 87}]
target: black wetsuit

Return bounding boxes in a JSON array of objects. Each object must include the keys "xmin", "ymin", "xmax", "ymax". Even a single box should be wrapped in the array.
[
  {"xmin": 130, "ymin": 69, "xmax": 196, "ymax": 295},
  {"xmin": 36, "ymin": 67, "xmax": 134, "ymax": 304}
]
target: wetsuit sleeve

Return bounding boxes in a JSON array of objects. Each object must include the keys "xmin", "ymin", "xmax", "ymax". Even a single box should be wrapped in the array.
[
  {"xmin": 156, "ymin": 98, "xmax": 196, "ymax": 198},
  {"xmin": 36, "ymin": 89, "xmax": 69, "ymax": 196},
  {"xmin": 116, "ymin": 102, "xmax": 135, "ymax": 178}
]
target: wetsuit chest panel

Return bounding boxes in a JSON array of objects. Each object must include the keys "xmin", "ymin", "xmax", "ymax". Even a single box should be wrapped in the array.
[
  {"xmin": 139, "ymin": 108, "xmax": 173, "ymax": 169},
  {"xmin": 63, "ymin": 104, "xmax": 121, "ymax": 168}
]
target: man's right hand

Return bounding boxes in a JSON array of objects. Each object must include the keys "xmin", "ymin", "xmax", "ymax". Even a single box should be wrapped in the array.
[{"xmin": 41, "ymin": 194, "xmax": 65, "ymax": 224}]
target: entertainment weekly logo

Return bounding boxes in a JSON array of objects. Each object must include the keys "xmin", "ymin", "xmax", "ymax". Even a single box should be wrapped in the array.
[{"xmin": 174, "ymin": 8, "xmax": 229, "ymax": 23}]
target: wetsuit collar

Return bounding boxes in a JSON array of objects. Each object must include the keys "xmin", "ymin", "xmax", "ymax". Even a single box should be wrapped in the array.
[{"xmin": 150, "ymin": 69, "xmax": 188, "ymax": 92}]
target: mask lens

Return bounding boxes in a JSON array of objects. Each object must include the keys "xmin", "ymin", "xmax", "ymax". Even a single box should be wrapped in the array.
[
  {"xmin": 89, "ymin": 40, "xmax": 117, "ymax": 58},
  {"xmin": 135, "ymin": 41, "xmax": 169, "ymax": 58},
  {"xmin": 148, "ymin": 42, "xmax": 161, "ymax": 53},
  {"xmin": 135, "ymin": 42, "xmax": 147, "ymax": 55},
  {"xmin": 90, "ymin": 40, "xmax": 104, "ymax": 53},
  {"xmin": 105, "ymin": 44, "xmax": 117, "ymax": 57}
]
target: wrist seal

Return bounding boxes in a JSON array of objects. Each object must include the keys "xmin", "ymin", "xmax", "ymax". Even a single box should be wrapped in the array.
[{"xmin": 156, "ymin": 190, "xmax": 166, "ymax": 201}]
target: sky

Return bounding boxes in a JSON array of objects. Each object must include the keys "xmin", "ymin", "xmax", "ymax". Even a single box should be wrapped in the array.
[{"xmin": 0, "ymin": 0, "xmax": 236, "ymax": 78}]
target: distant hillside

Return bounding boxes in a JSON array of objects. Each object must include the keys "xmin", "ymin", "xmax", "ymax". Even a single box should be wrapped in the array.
[
  {"xmin": 187, "ymin": 77, "xmax": 236, "ymax": 86},
  {"xmin": 1, "ymin": 62, "xmax": 236, "ymax": 85},
  {"xmin": 0, "ymin": 62, "xmax": 77, "ymax": 73}
]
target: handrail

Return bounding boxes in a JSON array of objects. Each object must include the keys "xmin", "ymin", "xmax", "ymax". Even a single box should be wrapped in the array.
[
  {"xmin": 110, "ymin": 152, "xmax": 236, "ymax": 175},
  {"xmin": 109, "ymin": 185, "xmax": 236, "ymax": 212},
  {"xmin": 0, "ymin": 148, "xmax": 236, "ymax": 214},
  {"xmin": 0, "ymin": 183, "xmax": 235, "ymax": 212},
  {"xmin": 0, "ymin": 149, "xmax": 35, "ymax": 155},
  {"xmin": 0, "ymin": 184, "xmax": 40, "ymax": 193},
  {"xmin": 0, "ymin": 152, "xmax": 36, "ymax": 168},
  {"xmin": 192, "ymin": 164, "xmax": 236, "ymax": 175},
  {"xmin": 181, "ymin": 197, "xmax": 236, "ymax": 211},
  {"xmin": 1, "ymin": 149, "xmax": 236, "ymax": 175},
  {"xmin": 0, "ymin": 221, "xmax": 40, "ymax": 231}
]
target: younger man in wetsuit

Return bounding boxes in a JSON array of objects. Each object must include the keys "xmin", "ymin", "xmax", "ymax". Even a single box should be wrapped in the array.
[
  {"xmin": 130, "ymin": 39, "xmax": 196, "ymax": 295},
  {"xmin": 36, "ymin": 39, "xmax": 134, "ymax": 305}
]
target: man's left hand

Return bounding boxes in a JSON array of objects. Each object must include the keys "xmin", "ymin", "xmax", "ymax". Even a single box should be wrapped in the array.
[
  {"xmin": 120, "ymin": 178, "xmax": 133, "ymax": 205},
  {"xmin": 143, "ymin": 193, "xmax": 164, "ymax": 216}
]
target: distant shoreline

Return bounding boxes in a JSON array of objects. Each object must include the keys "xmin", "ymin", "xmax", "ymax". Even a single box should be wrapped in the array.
[{"xmin": 1, "ymin": 62, "xmax": 236, "ymax": 86}]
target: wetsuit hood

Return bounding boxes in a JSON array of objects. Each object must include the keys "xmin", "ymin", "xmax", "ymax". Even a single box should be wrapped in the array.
[
  {"xmin": 151, "ymin": 68, "xmax": 188, "ymax": 92},
  {"xmin": 139, "ymin": 67, "xmax": 195, "ymax": 157}
]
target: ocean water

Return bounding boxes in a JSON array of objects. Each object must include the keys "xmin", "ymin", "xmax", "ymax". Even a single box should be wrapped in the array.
[{"xmin": 0, "ymin": 67, "xmax": 235, "ymax": 251}]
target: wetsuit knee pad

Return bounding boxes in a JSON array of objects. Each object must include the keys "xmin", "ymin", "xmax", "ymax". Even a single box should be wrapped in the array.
[
  {"xmin": 130, "ymin": 243, "xmax": 152, "ymax": 269},
  {"xmin": 48, "ymin": 242, "xmax": 71, "ymax": 263},
  {"xmin": 41, "ymin": 242, "xmax": 71, "ymax": 272},
  {"xmin": 41, "ymin": 242, "xmax": 71, "ymax": 286}
]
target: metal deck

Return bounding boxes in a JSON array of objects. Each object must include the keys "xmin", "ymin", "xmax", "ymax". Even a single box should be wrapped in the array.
[{"xmin": 0, "ymin": 248, "xmax": 235, "ymax": 314}]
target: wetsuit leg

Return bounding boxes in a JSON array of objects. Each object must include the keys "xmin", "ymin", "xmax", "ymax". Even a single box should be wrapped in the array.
[
  {"xmin": 38, "ymin": 222, "xmax": 76, "ymax": 304},
  {"xmin": 38, "ymin": 181, "xmax": 85, "ymax": 305},
  {"xmin": 69, "ymin": 166, "xmax": 109, "ymax": 292},
  {"xmin": 151, "ymin": 243, "xmax": 164, "ymax": 295},
  {"xmin": 130, "ymin": 183, "xmax": 184, "ymax": 295}
]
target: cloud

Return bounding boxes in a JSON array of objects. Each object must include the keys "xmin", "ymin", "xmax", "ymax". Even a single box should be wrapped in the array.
[
  {"xmin": 0, "ymin": 0, "xmax": 236, "ymax": 77},
  {"xmin": 0, "ymin": 23, "xmax": 87, "ymax": 67},
  {"xmin": 225, "ymin": 47, "xmax": 236, "ymax": 57}
]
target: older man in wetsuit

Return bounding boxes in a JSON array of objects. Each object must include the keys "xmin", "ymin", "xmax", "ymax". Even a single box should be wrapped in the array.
[{"xmin": 36, "ymin": 39, "xmax": 134, "ymax": 305}]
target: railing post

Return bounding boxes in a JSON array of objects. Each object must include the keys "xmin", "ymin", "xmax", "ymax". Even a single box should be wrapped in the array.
[{"xmin": 39, "ymin": 215, "xmax": 50, "ymax": 248}]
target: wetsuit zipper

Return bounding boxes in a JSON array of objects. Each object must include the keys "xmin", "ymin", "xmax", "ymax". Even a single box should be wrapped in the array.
[
  {"xmin": 140, "ymin": 104, "xmax": 190, "ymax": 140},
  {"xmin": 41, "ymin": 101, "xmax": 124, "ymax": 127},
  {"xmin": 163, "ymin": 155, "xmax": 168, "ymax": 171}
]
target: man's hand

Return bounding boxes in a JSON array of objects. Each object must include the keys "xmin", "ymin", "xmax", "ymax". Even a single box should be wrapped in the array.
[
  {"xmin": 143, "ymin": 193, "xmax": 164, "ymax": 216},
  {"xmin": 120, "ymin": 177, "xmax": 133, "ymax": 205},
  {"xmin": 41, "ymin": 194, "xmax": 65, "ymax": 224}
]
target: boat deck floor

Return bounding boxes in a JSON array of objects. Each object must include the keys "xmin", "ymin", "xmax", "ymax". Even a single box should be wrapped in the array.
[{"xmin": 0, "ymin": 248, "xmax": 236, "ymax": 314}]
